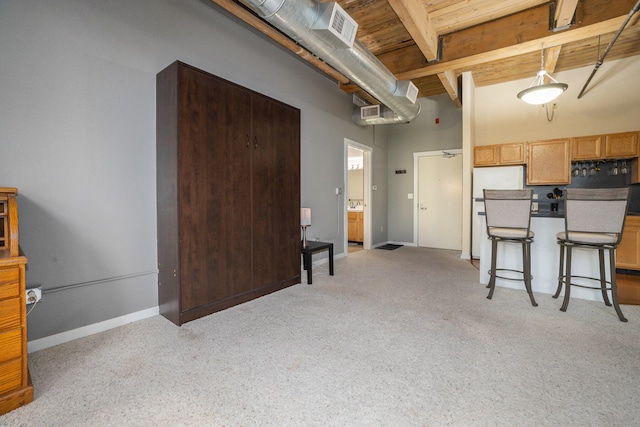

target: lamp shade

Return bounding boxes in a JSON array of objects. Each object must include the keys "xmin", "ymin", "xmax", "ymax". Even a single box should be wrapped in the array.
[
  {"xmin": 517, "ymin": 82, "xmax": 568, "ymax": 105},
  {"xmin": 300, "ymin": 208, "xmax": 311, "ymax": 226}
]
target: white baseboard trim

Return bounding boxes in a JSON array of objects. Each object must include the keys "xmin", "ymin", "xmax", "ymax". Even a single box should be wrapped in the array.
[{"xmin": 28, "ymin": 306, "xmax": 160, "ymax": 353}]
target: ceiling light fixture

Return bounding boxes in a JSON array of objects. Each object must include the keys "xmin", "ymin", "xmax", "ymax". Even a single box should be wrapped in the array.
[{"xmin": 517, "ymin": 46, "xmax": 568, "ymax": 105}]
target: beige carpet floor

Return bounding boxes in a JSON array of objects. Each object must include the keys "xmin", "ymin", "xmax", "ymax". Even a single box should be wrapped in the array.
[{"xmin": 2, "ymin": 246, "xmax": 639, "ymax": 426}]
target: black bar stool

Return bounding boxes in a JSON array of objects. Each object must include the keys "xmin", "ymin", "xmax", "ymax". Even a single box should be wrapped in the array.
[
  {"xmin": 483, "ymin": 189, "xmax": 537, "ymax": 306},
  {"xmin": 553, "ymin": 187, "xmax": 630, "ymax": 322}
]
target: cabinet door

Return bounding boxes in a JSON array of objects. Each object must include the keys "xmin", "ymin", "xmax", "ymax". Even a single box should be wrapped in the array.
[
  {"xmin": 617, "ymin": 216, "xmax": 640, "ymax": 270},
  {"xmin": 348, "ymin": 212, "xmax": 357, "ymax": 241},
  {"xmin": 251, "ymin": 94, "xmax": 300, "ymax": 288},
  {"xmin": 605, "ymin": 132, "xmax": 638, "ymax": 158},
  {"xmin": 499, "ymin": 143, "xmax": 525, "ymax": 164},
  {"xmin": 474, "ymin": 145, "xmax": 498, "ymax": 166},
  {"xmin": 527, "ymin": 139, "xmax": 570, "ymax": 185},
  {"xmin": 356, "ymin": 212, "xmax": 364, "ymax": 242},
  {"xmin": 178, "ymin": 66, "xmax": 253, "ymax": 312},
  {"xmin": 571, "ymin": 135, "xmax": 602, "ymax": 160}
]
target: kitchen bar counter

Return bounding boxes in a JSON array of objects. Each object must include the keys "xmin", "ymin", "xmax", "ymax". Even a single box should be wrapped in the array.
[{"xmin": 479, "ymin": 216, "xmax": 615, "ymax": 303}]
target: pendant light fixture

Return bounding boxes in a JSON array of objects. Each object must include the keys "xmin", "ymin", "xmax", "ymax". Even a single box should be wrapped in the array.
[{"xmin": 517, "ymin": 45, "xmax": 568, "ymax": 105}]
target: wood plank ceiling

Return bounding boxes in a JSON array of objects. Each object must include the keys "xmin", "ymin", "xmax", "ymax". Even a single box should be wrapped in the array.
[{"xmin": 213, "ymin": 0, "xmax": 640, "ymax": 107}]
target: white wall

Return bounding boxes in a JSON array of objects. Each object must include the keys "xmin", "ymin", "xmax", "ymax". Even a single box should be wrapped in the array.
[
  {"xmin": 474, "ymin": 56, "xmax": 640, "ymax": 145},
  {"xmin": 0, "ymin": 0, "xmax": 376, "ymax": 341},
  {"xmin": 386, "ymin": 96, "xmax": 463, "ymax": 243}
]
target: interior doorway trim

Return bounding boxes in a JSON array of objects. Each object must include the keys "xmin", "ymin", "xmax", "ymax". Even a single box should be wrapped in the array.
[
  {"xmin": 344, "ymin": 139, "xmax": 373, "ymax": 252},
  {"xmin": 412, "ymin": 149, "xmax": 463, "ymax": 246}
]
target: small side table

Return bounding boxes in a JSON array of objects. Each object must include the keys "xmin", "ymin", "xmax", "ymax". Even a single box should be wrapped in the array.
[{"xmin": 301, "ymin": 241, "xmax": 334, "ymax": 284}]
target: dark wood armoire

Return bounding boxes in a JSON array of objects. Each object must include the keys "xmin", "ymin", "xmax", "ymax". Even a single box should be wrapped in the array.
[{"xmin": 156, "ymin": 61, "xmax": 301, "ymax": 325}]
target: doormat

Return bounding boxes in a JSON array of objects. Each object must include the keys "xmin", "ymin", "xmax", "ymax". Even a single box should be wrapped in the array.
[{"xmin": 376, "ymin": 244, "xmax": 403, "ymax": 250}]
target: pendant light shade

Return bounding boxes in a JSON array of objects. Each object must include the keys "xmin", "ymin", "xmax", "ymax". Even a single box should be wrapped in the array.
[{"xmin": 517, "ymin": 47, "xmax": 568, "ymax": 105}]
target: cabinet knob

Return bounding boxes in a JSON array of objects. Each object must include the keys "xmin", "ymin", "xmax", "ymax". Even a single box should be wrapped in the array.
[{"xmin": 254, "ymin": 137, "xmax": 258, "ymax": 149}]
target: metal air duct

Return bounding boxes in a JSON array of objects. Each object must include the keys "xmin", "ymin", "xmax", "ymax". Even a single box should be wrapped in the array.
[{"xmin": 244, "ymin": 0, "xmax": 421, "ymax": 125}]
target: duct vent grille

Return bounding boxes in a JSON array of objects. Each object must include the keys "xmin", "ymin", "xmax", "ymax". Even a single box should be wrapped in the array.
[
  {"xmin": 360, "ymin": 105, "xmax": 380, "ymax": 119},
  {"xmin": 352, "ymin": 94, "xmax": 368, "ymax": 107},
  {"xmin": 394, "ymin": 81, "xmax": 419, "ymax": 104},
  {"xmin": 313, "ymin": 2, "xmax": 358, "ymax": 48}
]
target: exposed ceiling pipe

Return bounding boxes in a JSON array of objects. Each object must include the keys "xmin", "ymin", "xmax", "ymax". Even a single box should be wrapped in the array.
[
  {"xmin": 578, "ymin": 0, "xmax": 640, "ymax": 99},
  {"xmin": 242, "ymin": 0, "xmax": 421, "ymax": 125}
]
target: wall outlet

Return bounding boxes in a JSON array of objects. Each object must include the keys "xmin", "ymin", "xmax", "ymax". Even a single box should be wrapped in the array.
[
  {"xmin": 336, "ymin": 187, "xmax": 342, "ymax": 195},
  {"xmin": 26, "ymin": 287, "xmax": 42, "ymax": 305}
]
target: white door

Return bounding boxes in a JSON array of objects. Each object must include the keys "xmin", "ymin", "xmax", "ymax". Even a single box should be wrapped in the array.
[{"xmin": 418, "ymin": 154, "xmax": 463, "ymax": 250}]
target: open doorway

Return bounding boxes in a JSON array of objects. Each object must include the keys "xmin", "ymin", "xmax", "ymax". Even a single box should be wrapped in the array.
[{"xmin": 345, "ymin": 139, "xmax": 372, "ymax": 254}]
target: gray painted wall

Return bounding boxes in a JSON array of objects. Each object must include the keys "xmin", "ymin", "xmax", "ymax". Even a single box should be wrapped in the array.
[
  {"xmin": 0, "ymin": 0, "xmax": 384, "ymax": 340},
  {"xmin": 386, "ymin": 96, "xmax": 463, "ymax": 243}
]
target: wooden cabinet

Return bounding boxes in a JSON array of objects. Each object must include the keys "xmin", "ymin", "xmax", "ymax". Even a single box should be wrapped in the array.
[
  {"xmin": 0, "ymin": 188, "xmax": 33, "ymax": 415},
  {"xmin": 527, "ymin": 139, "xmax": 570, "ymax": 185},
  {"xmin": 571, "ymin": 132, "xmax": 639, "ymax": 160},
  {"xmin": 571, "ymin": 135, "xmax": 602, "ymax": 160},
  {"xmin": 617, "ymin": 216, "xmax": 640, "ymax": 270},
  {"xmin": 474, "ymin": 145, "xmax": 498, "ymax": 166},
  {"xmin": 499, "ymin": 143, "xmax": 526, "ymax": 164},
  {"xmin": 605, "ymin": 131, "xmax": 638, "ymax": 158},
  {"xmin": 156, "ymin": 62, "xmax": 300, "ymax": 326},
  {"xmin": 348, "ymin": 211, "xmax": 364, "ymax": 242},
  {"xmin": 474, "ymin": 142, "xmax": 525, "ymax": 166}
]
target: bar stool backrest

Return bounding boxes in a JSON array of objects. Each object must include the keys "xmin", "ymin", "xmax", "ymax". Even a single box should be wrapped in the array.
[
  {"xmin": 483, "ymin": 189, "xmax": 533, "ymax": 232},
  {"xmin": 564, "ymin": 188, "xmax": 630, "ymax": 242}
]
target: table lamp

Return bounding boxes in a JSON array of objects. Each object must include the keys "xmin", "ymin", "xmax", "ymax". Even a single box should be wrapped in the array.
[{"xmin": 301, "ymin": 208, "xmax": 311, "ymax": 248}]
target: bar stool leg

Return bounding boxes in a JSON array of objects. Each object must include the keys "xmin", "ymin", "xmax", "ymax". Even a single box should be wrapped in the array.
[
  {"xmin": 609, "ymin": 248, "xmax": 627, "ymax": 322},
  {"xmin": 487, "ymin": 238, "xmax": 498, "ymax": 300},
  {"xmin": 553, "ymin": 241, "xmax": 565, "ymax": 299},
  {"xmin": 561, "ymin": 246, "xmax": 572, "ymax": 312},
  {"xmin": 598, "ymin": 248, "xmax": 611, "ymax": 306},
  {"xmin": 523, "ymin": 241, "xmax": 537, "ymax": 306}
]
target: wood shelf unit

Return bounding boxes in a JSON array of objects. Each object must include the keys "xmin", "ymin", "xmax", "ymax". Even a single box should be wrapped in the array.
[{"xmin": 0, "ymin": 188, "xmax": 33, "ymax": 415}]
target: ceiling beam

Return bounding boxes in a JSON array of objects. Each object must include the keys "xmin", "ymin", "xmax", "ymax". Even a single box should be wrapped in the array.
[
  {"xmin": 553, "ymin": 0, "xmax": 580, "ymax": 30},
  {"xmin": 437, "ymin": 71, "xmax": 461, "ymax": 107},
  {"xmin": 544, "ymin": 45, "xmax": 562, "ymax": 75},
  {"xmin": 388, "ymin": 0, "xmax": 464, "ymax": 104},
  {"xmin": 396, "ymin": 13, "xmax": 634, "ymax": 81},
  {"xmin": 387, "ymin": 0, "xmax": 439, "ymax": 61}
]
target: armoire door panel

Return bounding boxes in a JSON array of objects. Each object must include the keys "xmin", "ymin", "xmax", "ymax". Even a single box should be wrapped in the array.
[
  {"xmin": 177, "ymin": 66, "xmax": 253, "ymax": 311},
  {"xmin": 251, "ymin": 95, "xmax": 301, "ymax": 287}
]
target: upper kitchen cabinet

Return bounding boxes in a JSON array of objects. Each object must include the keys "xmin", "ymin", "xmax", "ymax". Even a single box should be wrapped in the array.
[
  {"xmin": 605, "ymin": 131, "xmax": 638, "ymax": 158},
  {"xmin": 474, "ymin": 142, "xmax": 525, "ymax": 166},
  {"xmin": 571, "ymin": 135, "xmax": 602, "ymax": 160},
  {"xmin": 499, "ymin": 143, "xmax": 526, "ymax": 165},
  {"xmin": 571, "ymin": 131, "xmax": 639, "ymax": 161},
  {"xmin": 474, "ymin": 145, "xmax": 498, "ymax": 166},
  {"xmin": 527, "ymin": 139, "xmax": 570, "ymax": 185}
]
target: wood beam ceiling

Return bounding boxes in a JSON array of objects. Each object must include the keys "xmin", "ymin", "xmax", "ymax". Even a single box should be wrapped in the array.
[{"xmin": 393, "ymin": 1, "xmax": 638, "ymax": 81}]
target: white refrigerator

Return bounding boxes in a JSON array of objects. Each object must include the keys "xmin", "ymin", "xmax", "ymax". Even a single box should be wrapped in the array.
[{"xmin": 472, "ymin": 166, "xmax": 524, "ymax": 259}]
